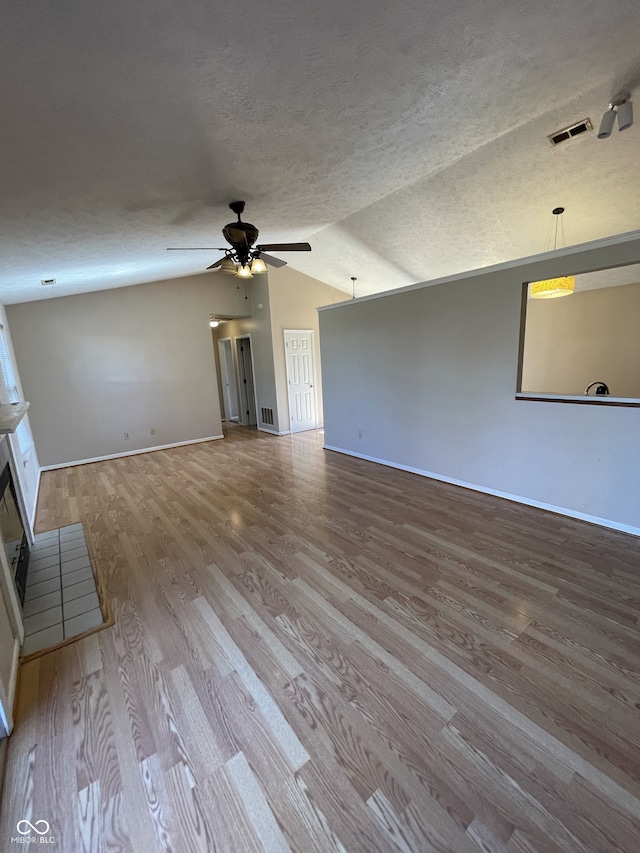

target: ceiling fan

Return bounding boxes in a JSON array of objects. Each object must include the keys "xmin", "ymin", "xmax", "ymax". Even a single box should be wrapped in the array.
[{"xmin": 167, "ymin": 201, "xmax": 311, "ymax": 278}]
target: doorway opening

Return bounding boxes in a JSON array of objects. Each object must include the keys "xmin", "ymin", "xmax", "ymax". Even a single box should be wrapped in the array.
[
  {"xmin": 236, "ymin": 336, "xmax": 258, "ymax": 426},
  {"xmin": 217, "ymin": 337, "xmax": 239, "ymax": 422}
]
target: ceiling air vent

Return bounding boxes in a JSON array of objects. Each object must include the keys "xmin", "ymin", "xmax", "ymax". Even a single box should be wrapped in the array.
[
  {"xmin": 41, "ymin": 278, "xmax": 56, "ymax": 286},
  {"xmin": 548, "ymin": 118, "xmax": 593, "ymax": 146}
]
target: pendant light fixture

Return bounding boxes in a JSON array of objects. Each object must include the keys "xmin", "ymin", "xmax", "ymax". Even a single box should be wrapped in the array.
[{"xmin": 529, "ymin": 207, "xmax": 575, "ymax": 299}]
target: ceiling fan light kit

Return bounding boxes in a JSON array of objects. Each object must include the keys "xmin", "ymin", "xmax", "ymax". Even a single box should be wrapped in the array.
[
  {"xmin": 167, "ymin": 201, "xmax": 311, "ymax": 277},
  {"xmin": 250, "ymin": 257, "xmax": 267, "ymax": 275},
  {"xmin": 219, "ymin": 257, "xmax": 238, "ymax": 274},
  {"xmin": 236, "ymin": 264, "xmax": 254, "ymax": 279}
]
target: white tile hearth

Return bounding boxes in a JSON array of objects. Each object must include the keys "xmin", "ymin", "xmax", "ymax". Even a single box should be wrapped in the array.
[{"xmin": 22, "ymin": 524, "xmax": 105, "ymax": 655}]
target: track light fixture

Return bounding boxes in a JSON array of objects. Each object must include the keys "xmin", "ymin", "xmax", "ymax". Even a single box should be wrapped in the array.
[
  {"xmin": 598, "ymin": 92, "xmax": 633, "ymax": 138},
  {"xmin": 617, "ymin": 99, "xmax": 634, "ymax": 132}
]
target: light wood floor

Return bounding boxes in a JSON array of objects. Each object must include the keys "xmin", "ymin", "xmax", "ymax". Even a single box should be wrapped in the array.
[{"xmin": 1, "ymin": 424, "xmax": 640, "ymax": 852}]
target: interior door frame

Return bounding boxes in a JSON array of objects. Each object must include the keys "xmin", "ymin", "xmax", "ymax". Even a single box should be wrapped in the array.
[
  {"xmin": 284, "ymin": 329, "xmax": 318, "ymax": 433},
  {"xmin": 234, "ymin": 334, "xmax": 259, "ymax": 427}
]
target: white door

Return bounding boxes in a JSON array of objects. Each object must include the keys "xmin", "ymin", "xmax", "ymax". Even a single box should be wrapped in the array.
[{"xmin": 284, "ymin": 330, "xmax": 317, "ymax": 433}]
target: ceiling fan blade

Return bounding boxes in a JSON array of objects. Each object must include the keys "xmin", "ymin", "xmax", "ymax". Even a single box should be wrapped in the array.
[
  {"xmin": 259, "ymin": 253, "xmax": 288, "ymax": 268},
  {"xmin": 256, "ymin": 242, "xmax": 311, "ymax": 252},
  {"xmin": 206, "ymin": 258, "xmax": 225, "ymax": 270},
  {"xmin": 167, "ymin": 247, "xmax": 227, "ymax": 250}
]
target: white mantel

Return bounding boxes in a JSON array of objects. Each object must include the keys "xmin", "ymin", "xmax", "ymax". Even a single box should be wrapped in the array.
[{"xmin": 0, "ymin": 402, "xmax": 29, "ymax": 434}]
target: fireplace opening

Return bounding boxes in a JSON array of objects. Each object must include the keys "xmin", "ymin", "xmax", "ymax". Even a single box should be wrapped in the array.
[{"xmin": 0, "ymin": 462, "xmax": 30, "ymax": 606}]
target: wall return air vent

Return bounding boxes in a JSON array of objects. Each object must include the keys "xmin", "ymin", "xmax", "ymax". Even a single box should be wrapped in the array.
[{"xmin": 548, "ymin": 118, "xmax": 593, "ymax": 146}]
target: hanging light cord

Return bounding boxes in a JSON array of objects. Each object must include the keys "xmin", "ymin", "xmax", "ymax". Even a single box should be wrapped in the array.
[
  {"xmin": 351, "ymin": 276, "xmax": 357, "ymax": 299},
  {"xmin": 544, "ymin": 207, "xmax": 566, "ymax": 253}
]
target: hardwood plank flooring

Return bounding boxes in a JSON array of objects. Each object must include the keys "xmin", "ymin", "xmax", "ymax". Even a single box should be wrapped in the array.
[{"xmin": 1, "ymin": 423, "xmax": 640, "ymax": 851}]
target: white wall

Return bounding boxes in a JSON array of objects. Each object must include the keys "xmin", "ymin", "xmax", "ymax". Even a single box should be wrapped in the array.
[
  {"xmin": 522, "ymin": 281, "xmax": 640, "ymax": 397},
  {"xmin": 319, "ymin": 233, "xmax": 640, "ymax": 534},
  {"xmin": 7, "ymin": 274, "xmax": 249, "ymax": 467}
]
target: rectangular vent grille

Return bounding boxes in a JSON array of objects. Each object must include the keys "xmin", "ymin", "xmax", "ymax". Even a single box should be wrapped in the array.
[
  {"xmin": 548, "ymin": 118, "xmax": 593, "ymax": 146},
  {"xmin": 261, "ymin": 407, "xmax": 274, "ymax": 426}
]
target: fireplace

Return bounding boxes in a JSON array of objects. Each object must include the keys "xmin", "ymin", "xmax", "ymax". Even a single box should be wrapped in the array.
[{"xmin": 0, "ymin": 459, "xmax": 30, "ymax": 607}]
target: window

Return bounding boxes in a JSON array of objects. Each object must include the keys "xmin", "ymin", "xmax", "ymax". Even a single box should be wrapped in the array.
[{"xmin": 518, "ymin": 262, "xmax": 640, "ymax": 404}]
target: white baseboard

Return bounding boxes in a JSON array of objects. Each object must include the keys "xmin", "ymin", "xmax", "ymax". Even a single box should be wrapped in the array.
[
  {"xmin": 323, "ymin": 444, "xmax": 640, "ymax": 538},
  {"xmin": 40, "ymin": 435, "xmax": 225, "ymax": 471},
  {"xmin": 258, "ymin": 425, "xmax": 323, "ymax": 436}
]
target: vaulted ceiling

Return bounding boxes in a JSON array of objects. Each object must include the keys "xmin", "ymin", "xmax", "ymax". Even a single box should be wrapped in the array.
[{"xmin": 2, "ymin": 0, "xmax": 639, "ymax": 303}]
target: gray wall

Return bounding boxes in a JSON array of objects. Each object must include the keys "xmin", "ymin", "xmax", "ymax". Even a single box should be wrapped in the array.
[
  {"xmin": 8, "ymin": 274, "xmax": 249, "ymax": 467},
  {"xmin": 211, "ymin": 268, "xmax": 345, "ymax": 434},
  {"xmin": 522, "ymin": 281, "xmax": 640, "ymax": 397},
  {"xmin": 319, "ymin": 234, "xmax": 640, "ymax": 533},
  {"xmin": 216, "ymin": 274, "xmax": 280, "ymax": 430}
]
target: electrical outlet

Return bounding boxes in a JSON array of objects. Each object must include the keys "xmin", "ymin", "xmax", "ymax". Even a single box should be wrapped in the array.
[
  {"xmin": 358, "ymin": 429, "xmax": 363, "ymax": 439},
  {"xmin": 150, "ymin": 428, "xmax": 156, "ymax": 436},
  {"xmin": 124, "ymin": 431, "xmax": 130, "ymax": 440}
]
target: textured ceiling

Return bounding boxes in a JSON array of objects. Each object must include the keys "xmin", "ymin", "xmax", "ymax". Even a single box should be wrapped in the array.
[{"xmin": 1, "ymin": 0, "xmax": 640, "ymax": 303}]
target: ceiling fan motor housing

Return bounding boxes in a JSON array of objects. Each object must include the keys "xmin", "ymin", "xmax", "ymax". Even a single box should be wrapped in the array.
[
  {"xmin": 222, "ymin": 220, "xmax": 259, "ymax": 248},
  {"xmin": 222, "ymin": 220, "xmax": 259, "ymax": 267},
  {"xmin": 222, "ymin": 202, "xmax": 259, "ymax": 266}
]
